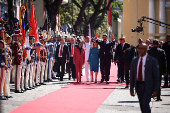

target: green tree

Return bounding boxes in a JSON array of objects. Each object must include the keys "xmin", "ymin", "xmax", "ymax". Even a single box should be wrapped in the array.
[
  {"xmin": 43, "ymin": 0, "xmax": 63, "ymax": 30},
  {"xmin": 60, "ymin": 0, "xmax": 114, "ymax": 36},
  {"xmin": 111, "ymin": 1, "xmax": 123, "ymax": 21}
]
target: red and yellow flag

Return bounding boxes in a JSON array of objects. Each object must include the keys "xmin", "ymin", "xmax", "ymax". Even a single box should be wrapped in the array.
[{"xmin": 29, "ymin": 4, "xmax": 40, "ymax": 57}]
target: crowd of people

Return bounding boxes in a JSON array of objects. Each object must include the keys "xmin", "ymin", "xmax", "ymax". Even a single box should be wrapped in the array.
[{"xmin": 0, "ymin": 22, "xmax": 170, "ymax": 113}]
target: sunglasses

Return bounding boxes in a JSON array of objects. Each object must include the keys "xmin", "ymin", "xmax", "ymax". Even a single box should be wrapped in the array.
[
  {"xmin": 119, "ymin": 39, "xmax": 124, "ymax": 40},
  {"xmin": 103, "ymin": 36, "xmax": 107, "ymax": 38}
]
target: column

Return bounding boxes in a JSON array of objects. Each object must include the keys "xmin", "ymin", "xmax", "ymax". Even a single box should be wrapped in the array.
[
  {"xmin": 149, "ymin": 0, "xmax": 155, "ymax": 39},
  {"xmin": 159, "ymin": 0, "xmax": 166, "ymax": 39}
]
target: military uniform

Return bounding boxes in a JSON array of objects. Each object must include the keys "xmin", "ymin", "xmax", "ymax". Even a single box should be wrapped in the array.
[
  {"xmin": 48, "ymin": 40, "xmax": 54, "ymax": 81},
  {"xmin": 25, "ymin": 45, "xmax": 32, "ymax": 90},
  {"xmin": 12, "ymin": 29, "xmax": 24, "ymax": 93},
  {"xmin": 20, "ymin": 47, "xmax": 27, "ymax": 91},
  {"xmin": 52, "ymin": 40, "xmax": 58, "ymax": 79},
  {"xmin": 44, "ymin": 42, "xmax": 49, "ymax": 82},
  {"xmin": 0, "ymin": 30, "xmax": 9, "ymax": 100},
  {"xmin": 4, "ymin": 35, "xmax": 13, "ymax": 97},
  {"xmin": 35, "ymin": 42, "xmax": 42, "ymax": 86},
  {"xmin": 39, "ymin": 36, "xmax": 47, "ymax": 84}
]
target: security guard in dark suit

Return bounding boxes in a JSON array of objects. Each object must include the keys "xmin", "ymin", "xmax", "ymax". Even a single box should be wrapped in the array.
[{"xmin": 148, "ymin": 39, "xmax": 167, "ymax": 101}]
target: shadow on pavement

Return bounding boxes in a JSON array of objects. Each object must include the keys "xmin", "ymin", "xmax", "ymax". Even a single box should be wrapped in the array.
[
  {"xmin": 161, "ymin": 95, "xmax": 170, "ymax": 96},
  {"xmin": 118, "ymin": 101, "xmax": 139, "ymax": 103},
  {"xmin": 162, "ymin": 104, "xmax": 170, "ymax": 105}
]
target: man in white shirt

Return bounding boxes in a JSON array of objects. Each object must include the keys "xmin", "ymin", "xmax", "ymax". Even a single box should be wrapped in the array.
[
  {"xmin": 83, "ymin": 36, "xmax": 91, "ymax": 82},
  {"xmin": 130, "ymin": 43, "xmax": 159, "ymax": 113},
  {"xmin": 68, "ymin": 38, "xmax": 77, "ymax": 80}
]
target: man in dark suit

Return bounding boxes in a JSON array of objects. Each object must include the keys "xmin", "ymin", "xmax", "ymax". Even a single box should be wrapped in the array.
[
  {"xmin": 148, "ymin": 39, "xmax": 167, "ymax": 101},
  {"xmin": 145, "ymin": 39, "xmax": 152, "ymax": 50},
  {"xmin": 95, "ymin": 33, "xmax": 115, "ymax": 84},
  {"xmin": 130, "ymin": 43, "xmax": 159, "ymax": 113},
  {"xmin": 159, "ymin": 41, "xmax": 163, "ymax": 49},
  {"xmin": 123, "ymin": 45, "xmax": 136, "ymax": 88},
  {"xmin": 55, "ymin": 38, "xmax": 70, "ymax": 81},
  {"xmin": 162, "ymin": 34, "xmax": 170, "ymax": 88},
  {"xmin": 67, "ymin": 38, "xmax": 77, "ymax": 80},
  {"xmin": 114, "ymin": 37, "xmax": 130, "ymax": 83},
  {"xmin": 136, "ymin": 38, "xmax": 143, "ymax": 56}
]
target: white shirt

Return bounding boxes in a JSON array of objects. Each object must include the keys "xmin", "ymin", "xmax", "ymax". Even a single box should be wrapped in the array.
[
  {"xmin": 58, "ymin": 45, "xmax": 64, "ymax": 57},
  {"xmin": 83, "ymin": 43, "xmax": 91, "ymax": 61},
  {"xmin": 137, "ymin": 54, "xmax": 147, "ymax": 81},
  {"xmin": 71, "ymin": 44, "xmax": 75, "ymax": 57},
  {"xmin": 122, "ymin": 42, "xmax": 125, "ymax": 49}
]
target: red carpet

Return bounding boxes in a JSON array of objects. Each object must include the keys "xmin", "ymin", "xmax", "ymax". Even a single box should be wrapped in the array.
[{"xmin": 11, "ymin": 64, "xmax": 125, "ymax": 113}]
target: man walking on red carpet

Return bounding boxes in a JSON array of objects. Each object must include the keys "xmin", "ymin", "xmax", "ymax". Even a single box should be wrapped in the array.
[{"xmin": 95, "ymin": 33, "xmax": 115, "ymax": 84}]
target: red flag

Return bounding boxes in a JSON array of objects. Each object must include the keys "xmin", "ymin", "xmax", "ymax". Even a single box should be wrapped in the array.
[
  {"xmin": 29, "ymin": 4, "xmax": 40, "ymax": 57},
  {"xmin": 29, "ymin": 4, "xmax": 35, "ymax": 37},
  {"xmin": 108, "ymin": 0, "xmax": 112, "ymax": 26}
]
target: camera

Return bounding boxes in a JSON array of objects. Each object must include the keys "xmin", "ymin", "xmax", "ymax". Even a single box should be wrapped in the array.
[{"xmin": 131, "ymin": 26, "xmax": 143, "ymax": 33}]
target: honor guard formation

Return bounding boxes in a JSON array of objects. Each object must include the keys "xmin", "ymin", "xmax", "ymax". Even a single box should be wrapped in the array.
[{"xmin": 0, "ymin": 20, "xmax": 92, "ymax": 100}]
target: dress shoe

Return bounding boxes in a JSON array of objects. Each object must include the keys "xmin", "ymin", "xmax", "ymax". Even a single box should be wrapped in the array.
[
  {"xmin": 162, "ymin": 85, "xmax": 168, "ymax": 88},
  {"xmin": 0, "ymin": 96, "xmax": 7, "ymax": 100},
  {"xmin": 125, "ymin": 86, "xmax": 129, "ymax": 88},
  {"xmin": 15, "ymin": 90, "xmax": 24, "ymax": 93},
  {"xmin": 36, "ymin": 83, "xmax": 41, "ymax": 86},
  {"xmin": 44, "ymin": 80, "xmax": 48, "ymax": 82},
  {"xmin": 22, "ymin": 89, "xmax": 26, "ymax": 92},
  {"xmin": 100, "ymin": 79, "xmax": 104, "ymax": 83},
  {"xmin": 40, "ymin": 83, "xmax": 46, "ymax": 85},
  {"xmin": 95, "ymin": 81, "xmax": 97, "ymax": 83},
  {"xmin": 52, "ymin": 77, "xmax": 58, "ymax": 79},
  {"xmin": 106, "ymin": 81, "xmax": 109, "ymax": 84},
  {"xmin": 26, "ymin": 87, "xmax": 32, "ymax": 90},
  {"xmin": 156, "ymin": 99, "xmax": 162, "ymax": 101},
  {"xmin": 121, "ymin": 80, "xmax": 125, "ymax": 83},
  {"xmin": 56, "ymin": 74, "xmax": 60, "ymax": 77},
  {"xmin": 5, "ymin": 96, "xmax": 13, "ymax": 98}
]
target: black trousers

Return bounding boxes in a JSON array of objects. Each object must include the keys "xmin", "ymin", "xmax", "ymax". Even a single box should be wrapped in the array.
[
  {"xmin": 164, "ymin": 64, "xmax": 170, "ymax": 86},
  {"xmin": 68, "ymin": 57, "xmax": 76, "ymax": 79},
  {"xmin": 124, "ymin": 62, "xmax": 130, "ymax": 85},
  {"xmin": 137, "ymin": 82, "xmax": 151, "ymax": 113},
  {"xmin": 119, "ymin": 61, "xmax": 124, "ymax": 81},
  {"xmin": 100, "ymin": 57, "xmax": 111, "ymax": 81},
  {"xmin": 157, "ymin": 75, "xmax": 162, "ymax": 100},
  {"xmin": 56, "ymin": 57, "xmax": 65, "ymax": 80}
]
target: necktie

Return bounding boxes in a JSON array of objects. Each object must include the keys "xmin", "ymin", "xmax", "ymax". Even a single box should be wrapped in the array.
[
  {"xmin": 122, "ymin": 44, "xmax": 123, "ymax": 50},
  {"xmin": 138, "ymin": 57, "xmax": 143, "ymax": 81},
  {"xmin": 71, "ymin": 45, "xmax": 73, "ymax": 56},
  {"xmin": 60, "ymin": 45, "xmax": 63, "ymax": 57}
]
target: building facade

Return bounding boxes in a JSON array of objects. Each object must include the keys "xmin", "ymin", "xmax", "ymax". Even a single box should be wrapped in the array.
[
  {"xmin": 123, "ymin": 0, "xmax": 170, "ymax": 46},
  {"xmin": 0, "ymin": 0, "xmax": 22, "ymax": 20}
]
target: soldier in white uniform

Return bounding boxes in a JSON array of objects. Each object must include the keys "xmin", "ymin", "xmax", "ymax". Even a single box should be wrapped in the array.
[{"xmin": 83, "ymin": 36, "xmax": 91, "ymax": 82}]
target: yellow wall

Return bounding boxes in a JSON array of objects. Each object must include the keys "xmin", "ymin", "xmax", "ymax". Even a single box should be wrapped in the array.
[{"xmin": 123, "ymin": 0, "xmax": 170, "ymax": 45}]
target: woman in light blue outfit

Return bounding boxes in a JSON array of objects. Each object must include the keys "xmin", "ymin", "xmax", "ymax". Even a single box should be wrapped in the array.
[{"xmin": 88, "ymin": 40, "xmax": 100, "ymax": 83}]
